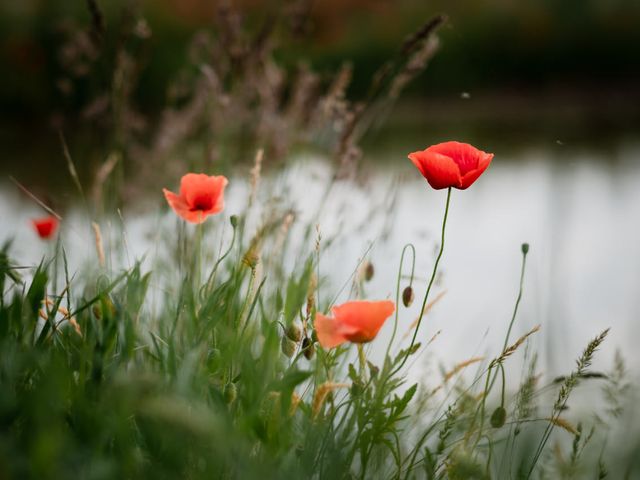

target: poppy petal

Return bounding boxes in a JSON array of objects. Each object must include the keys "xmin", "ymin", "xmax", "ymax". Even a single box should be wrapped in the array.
[
  {"xmin": 459, "ymin": 152, "xmax": 494, "ymax": 189},
  {"xmin": 428, "ymin": 141, "xmax": 483, "ymax": 176},
  {"xmin": 408, "ymin": 151, "xmax": 462, "ymax": 190},
  {"xmin": 206, "ymin": 176, "xmax": 228, "ymax": 215},
  {"xmin": 332, "ymin": 300, "xmax": 395, "ymax": 343},
  {"xmin": 32, "ymin": 216, "xmax": 59, "ymax": 239},
  {"xmin": 315, "ymin": 313, "xmax": 348, "ymax": 348},
  {"xmin": 179, "ymin": 174, "xmax": 218, "ymax": 211},
  {"xmin": 163, "ymin": 188, "xmax": 207, "ymax": 224}
]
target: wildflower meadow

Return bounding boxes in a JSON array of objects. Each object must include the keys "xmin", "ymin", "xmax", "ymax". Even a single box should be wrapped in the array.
[{"xmin": 1, "ymin": 2, "xmax": 639, "ymax": 479}]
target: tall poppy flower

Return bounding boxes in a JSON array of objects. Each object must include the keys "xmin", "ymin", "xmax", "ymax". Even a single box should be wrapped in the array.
[
  {"xmin": 163, "ymin": 173, "xmax": 228, "ymax": 224},
  {"xmin": 408, "ymin": 141, "xmax": 493, "ymax": 190},
  {"xmin": 32, "ymin": 216, "xmax": 58, "ymax": 240},
  {"xmin": 315, "ymin": 300, "xmax": 395, "ymax": 349}
]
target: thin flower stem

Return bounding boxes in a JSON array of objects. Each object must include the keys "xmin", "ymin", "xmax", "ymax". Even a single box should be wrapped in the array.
[
  {"xmin": 484, "ymin": 246, "xmax": 529, "ymax": 409},
  {"xmin": 194, "ymin": 221, "xmax": 204, "ymax": 289},
  {"xmin": 503, "ymin": 249, "xmax": 528, "ymax": 352},
  {"xmin": 392, "ymin": 187, "xmax": 451, "ymax": 376},
  {"xmin": 357, "ymin": 344, "xmax": 366, "ymax": 374},
  {"xmin": 385, "ymin": 243, "xmax": 416, "ymax": 362}
]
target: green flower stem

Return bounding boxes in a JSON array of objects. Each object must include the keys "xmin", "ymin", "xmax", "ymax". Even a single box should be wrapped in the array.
[
  {"xmin": 385, "ymin": 243, "xmax": 416, "ymax": 362},
  {"xmin": 503, "ymin": 248, "xmax": 528, "ymax": 352},
  {"xmin": 485, "ymin": 246, "xmax": 529, "ymax": 408},
  {"xmin": 392, "ymin": 187, "xmax": 452, "ymax": 376},
  {"xmin": 194, "ymin": 220, "xmax": 204, "ymax": 289}
]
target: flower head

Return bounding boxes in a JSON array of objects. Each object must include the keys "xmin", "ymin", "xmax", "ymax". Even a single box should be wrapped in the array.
[
  {"xmin": 315, "ymin": 300, "xmax": 395, "ymax": 349},
  {"xmin": 32, "ymin": 216, "xmax": 59, "ymax": 240},
  {"xmin": 163, "ymin": 173, "xmax": 228, "ymax": 224},
  {"xmin": 408, "ymin": 141, "xmax": 493, "ymax": 190}
]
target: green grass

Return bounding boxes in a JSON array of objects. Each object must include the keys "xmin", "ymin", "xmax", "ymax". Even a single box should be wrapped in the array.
[
  {"xmin": 0, "ymin": 167, "xmax": 636, "ymax": 479},
  {"xmin": 1, "ymin": 3, "xmax": 638, "ymax": 478}
]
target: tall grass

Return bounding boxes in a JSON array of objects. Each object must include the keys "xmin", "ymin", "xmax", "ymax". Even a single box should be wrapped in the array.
[
  {"xmin": 1, "ymin": 159, "xmax": 636, "ymax": 478},
  {"xmin": 1, "ymin": 3, "xmax": 638, "ymax": 479}
]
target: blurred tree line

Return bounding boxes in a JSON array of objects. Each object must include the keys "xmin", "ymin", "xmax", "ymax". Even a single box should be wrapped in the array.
[{"xmin": 1, "ymin": 0, "xmax": 639, "ymax": 118}]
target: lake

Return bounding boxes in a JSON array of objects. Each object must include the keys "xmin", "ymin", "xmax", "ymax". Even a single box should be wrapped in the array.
[{"xmin": 1, "ymin": 142, "xmax": 639, "ymax": 386}]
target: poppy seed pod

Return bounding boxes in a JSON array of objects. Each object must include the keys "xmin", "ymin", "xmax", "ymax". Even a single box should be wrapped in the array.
[
  {"xmin": 302, "ymin": 336, "xmax": 315, "ymax": 360},
  {"xmin": 402, "ymin": 286, "xmax": 415, "ymax": 307},
  {"xmin": 281, "ymin": 336, "xmax": 296, "ymax": 358},
  {"xmin": 230, "ymin": 215, "xmax": 239, "ymax": 228},
  {"xmin": 286, "ymin": 323, "xmax": 302, "ymax": 343},
  {"xmin": 521, "ymin": 243, "xmax": 530, "ymax": 255}
]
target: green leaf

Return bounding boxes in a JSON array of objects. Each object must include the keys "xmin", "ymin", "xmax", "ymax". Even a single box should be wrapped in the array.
[
  {"xmin": 348, "ymin": 363, "xmax": 359, "ymax": 382},
  {"xmin": 274, "ymin": 369, "xmax": 312, "ymax": 392},
  {"xmin": 25, "ymin": 264, "xmax": 47, "ymax": 324},
  {"xmin": 392, "ymin": 383, "xmax": 417, "ymax": 419}
]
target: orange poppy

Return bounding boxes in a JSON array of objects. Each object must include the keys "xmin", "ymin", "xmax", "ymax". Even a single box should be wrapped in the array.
[
  {"xmin": 32, "ymin": 216, "xmax": 58, "ymax": 239},
  {"xmin": 408, "ymin": 141, "xmax": 493, "ymax": 190},
  {"xmin": 163, "ymin": 173, "xmax": 228, "ymax": 224},
  {"xmin": 315, "ymin": 300, "xmax": 395, "ymax": 349}
]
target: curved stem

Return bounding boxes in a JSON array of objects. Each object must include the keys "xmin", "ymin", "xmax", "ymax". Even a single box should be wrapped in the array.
[
  {"xmin": 484, "ymin": 246, "xmax": 530, "ymax": 406},
  {"xmin": 202, "ymin": 223, "xmax": 238, "ymax": 297},
  {"xmin": 385, "ymin": 243, "xmax": 416, "ymax": 362},
  {"xmin": 503, "ymin": 249, "xmax": 528, "ymax": 351},
  {"xmin": 392, "ymin": 187, "xmax": 452, "ymax": 376}
]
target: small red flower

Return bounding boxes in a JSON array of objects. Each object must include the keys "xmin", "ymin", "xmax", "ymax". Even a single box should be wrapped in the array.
[
  {"xmin": 408, "ymin": 141, "xmax": 493, "ymax": 190},
  {"xmin": 163, "ymin": 173, "xmax": 228, "ymax": 224},
  {"xmin": 32, "ymin": 216, "xmax": 59, "ymax": 240},
  {"xmin": 315, "ymin": 300, "xmax": 395, "ymax": 349}
]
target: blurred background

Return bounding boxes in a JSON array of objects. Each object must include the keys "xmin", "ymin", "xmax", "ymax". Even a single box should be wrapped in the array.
[
  {"xmin": 1, "ymin": 0, "xmax": 639, "ymax": 375},
  {"xmin": 2, "ymin": 0, "xmax": 639, "ymax": 174}
]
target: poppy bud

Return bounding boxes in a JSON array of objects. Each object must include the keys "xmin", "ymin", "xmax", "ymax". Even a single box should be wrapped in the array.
[
  {"xmin": 302, "ymin": 337, "xmax": 315, "ymax": 360},
  {"xmin": 364, "ymin": 262, "xmax": 374, "ymax": 282},
  {"xmin": 521, "ymin": 243, "xmax": 530, "ymax": 255},
  {"xmin": 223, "ymin": 382, "xmax": 237, "ymax": 405},
  {"xmin": 402, "ymin": 286, "xmax": 414, "ymax": 307},
  {"xmin": 281, "ymin": 336, "xmax": 296, "ymax": 358},
  {"xmin": 230, "ymin": 215, "xmax": 239, "ymax": 228},
  {"xmin": 286, "ymin": 323, "xmax": 302, "ymax": 343},
  {"xmin": 490, "ymin": 406, "xmax": 506, "ymax": 428}
]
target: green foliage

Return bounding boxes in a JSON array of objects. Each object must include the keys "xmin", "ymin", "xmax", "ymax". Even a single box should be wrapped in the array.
[{"xmin": 0, "ymin": 225, "xmax": 634, "ymax": 479}]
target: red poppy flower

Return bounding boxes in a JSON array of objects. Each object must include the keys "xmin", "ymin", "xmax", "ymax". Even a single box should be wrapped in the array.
[
  {"xmin": 163, "ymin": 173, "xmax": 228, "ymax": 224},
  {"xmin": 408, "ymin": 141, "xmax": 494, "ymax": 190},
  {"xmin": 315, "ymin": 300, "xmax": 395, "ymax": 349},
  {"xmin": 32, "ymin": 216, "xmax": 59, "ymax": 240}
]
